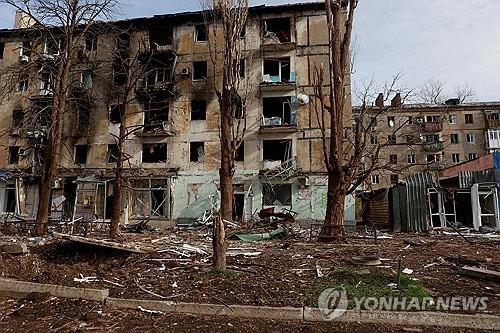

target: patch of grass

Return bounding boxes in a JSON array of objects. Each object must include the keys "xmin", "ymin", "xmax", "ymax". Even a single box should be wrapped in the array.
[
  {"xmin": 254, "ymin": 297, "xmax": 267, "ymax": 306},
  {"xmin": 309, "ymin": 268, "xmax": 429, "ymax": 308}
]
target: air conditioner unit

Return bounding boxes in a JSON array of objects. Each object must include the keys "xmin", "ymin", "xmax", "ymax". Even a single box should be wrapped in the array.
[
  {"xmin": 19, "ymin": 55, "xmax": 29, "ymax": 63},
  {"xmin": 181, "ymin": 68, "xmax": 191, "ymax": 76}
]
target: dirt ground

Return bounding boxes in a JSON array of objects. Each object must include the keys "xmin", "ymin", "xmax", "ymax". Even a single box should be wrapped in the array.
[
  {"xmin": 0, "ymin": 297, "xmax": 496, "ymax": 333},
  {"xmin": 0, "ymin": 228, "xmax": 499, "ymax": 315}
]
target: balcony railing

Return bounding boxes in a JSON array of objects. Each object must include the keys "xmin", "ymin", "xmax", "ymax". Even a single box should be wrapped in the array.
[
  {"xmin": 421, "ymin": 121, "xmax": 443, "ymax": 132},
  {"xmin": 423, "ymin": 141, "xmax": 444, "ymax": 152}
]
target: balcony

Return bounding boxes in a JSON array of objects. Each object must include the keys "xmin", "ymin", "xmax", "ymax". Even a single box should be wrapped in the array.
[
  {"xmin": 427, "ymin": 162, "xmax": 445, "ymax": 170},
  {"xmin": 421, "ymin": 121, "xmax": 443, "ymax": 133},
  {"xmin": 135, "ymin": 121, "xmax": 175, "ymax": 137},
  {"xmin": 423, "ymin": 141, "xmax": 444, "ymax": 152},
  {"xmin": 259, "ymin": 97, "xmax": 297, "ymax": 133},
  {"xmin": 487, "ymin": 118, "xmax": 500, "ymax": 129}
]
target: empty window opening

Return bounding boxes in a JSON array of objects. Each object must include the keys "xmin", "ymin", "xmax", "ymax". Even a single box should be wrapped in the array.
[
  {"xmin": 144, "ymin": 101, "xmax": 169, "ymax": 132},
  {"xmin": 0, "ymin": 42, "xmax": 4, "ymax": 59},
  {"xmin": 3, "ymin": 185, "xmax": 16, "ymax": 213},
  {"xmin": 390, "ymin": 174, "xmax": 399, "ymax": 184},
  {"xmin": 193, "ymin": 61, "xmax": 208, "ymax": 80},
  {"xmin": 131, "ymin": 179, "xmax": 169, "ymax": 218},
  {"xmin": 113, "ymin": 62, "xmax": 127, "ymax": 85},
  {"xmin": 465, "ymin": 114, "xmax": 474, "ymax": 124},
  {"xmin": 263, "ymin": 58, "xmax": 291, "ymax": 83},
  {"xmin": 77, "ymin": 105, "xmax": 91, "ymax": 131},
  {"xmin": 191, "ymin": 100, "xmax": 207, "ymax": 120},
  {"xmin": 85, "ymin": 34, "xmax": 98, "ymax": 52},
  {"xmin": 108, "ymin": 144, "xmax": 119, "ymax": 163},
  {"xmin": 233, "ymin": 192, "xmax": 245, "ymax": 221},
  {"xmin": 262, "ymin": 97, "xmax": 294, "ymax": 126},
  {"xmin": 75, "ymin": 145, "xmax": 89, "ymax": 165},
  {"xmin": 118, "ymin": 32, "xmax": 130, "ymax": 51},
  {"xmin": 8, "ymin": 146, "xmax": 20, "ymax": 164},
  {"xmin": 12, "ymin": 109, "xmax": 24, "ymax": 127},
  {"xmin": 235, "ymin": 142, "xmax": 244, "ymax": 161},
  {"xmin": 239, "ymin": 59, "xmax": 245, "ymax": 78},
  {"xmin": 142, "ymin": 143, "xmax": 167, "ymax": 163},
  {"xmin": 44, "ymin": 37, "xmax": 59, "ymax": 55},
  {"xmin": 21, "ymin": 40, "xmax": 31, "ymax": 57},
  {"xmin": 109, "ymin": 104, "xmax": 124, "ymax": 124},
  {"xmin": 195, "ymin": 24, "xmax": 208, "ymax": 42},
  {"xmin": 144, "ymin": 64, "xmax": 171, "ymax": 86},
  {"xmin": 263, "ymin": 17, "xmax": 291, "ymax": 43},
  {"xmin": 263, "ymin": 183, "xmax": 292, "ymax": 206},
  {"xmin": 190, "ymin": 142, "xmax": 205, "ymax": 162},
  {"xmin": 150, "ymin": 26, "xmax": 173, "ymax": 49},
  {"xmin": 263, "ymin": 139, "xmax": 292, "ymax": 162},
  {"xmin": 40, "ymin": 72, "xmax": 51, "ymax": 93},
  {"xmin": 18, "ymin": 76, "xmax": 28, "ymax": 92}
]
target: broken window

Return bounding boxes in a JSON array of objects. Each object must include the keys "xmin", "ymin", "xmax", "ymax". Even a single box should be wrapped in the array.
[
  {"xmin": 81, "ymin": 71, "xmax": 93, "ymax": 89},
  {"xmin": 263, "ymin": 139, "xmax": 292, "ymax": 162},
  {"xmin": 191, "ymin": 100, "xmax": 206, "ymax": 120},
  {"xmin": 450, "ymin": 133, "xmax": 459, "ymax": 144},
  {"xmin": 263, "ymin": 17, "xmax": 291, "ymax": 43},
  {"xmin": 263, "ymin": 183, "xmax": 292, "ymax": 206},
  {"xmin": 85, "ymin": 34, "xmax": 98, "ymax": 52},
  {"xmin": 8, "ymin": 146, "xmax": 20, "ymax": 164},
  {"xmin": 193, "ymin": 61, "xmax": 208, "ymax": 80},
  {"xmin": 131, "ymin": 179, "xmax": 169, "ymax": 218},
  {"xmin": 108, "ymin": 144, "xmax": 119, "ymax": 163},
  {"xmin": 3, "ymin": 185, "xmax": 16, "ymax": 213},
  {"xmin": 465, "ymin": 114, "xmax": 474, "ymax": 124},
  {"xmin": 0, "ymin": 42, "xmax": 4, "ymax": 59},
  {"xmin": 262, "ymin": 97, "xmax": 295, "ymax": 126},
  {"xmin": 77, "ymin": 105, "xmax": 91, "ymax": 131},
  {"xmin": 17, "ymin": 76, "xmax": 28, "ymax": 92},
  {"xmin": 426, "ymin": 154, "xmax": 442, "ymax": 163},
  {"xmin": 389, "ymin": 154, "xmax": 397, "ymax": 164},
  {"xmin": 235, "ymin": 142, "xmax": 244, "ymax": 161},
  {"xmin": 195, "ymin": 24, "xmax": 208, "ymax": 42},
  {"xmin": 150, "ymin": 26, "xmax": 173, "ymax": 49},
  {"xmin": 144, "ymin": 101, "xmax": 169, "ymax": 132},
  {"xmin": 12, "ymin": 109, "xmax": 24, "ymax": 127},
  {"xmin": 190, "ymin": 142, "xmax": 205, "ymax": 162},
  {"xmin": 74, "ymin": 145, "xmax": 89, "ymax": 164},
  {"xmin": 142, "ymin": 143, "xmax": 167, "ymax": 163},
  {"xmin": 262, "ymin": 57, "xmax": 291, "ymax": 83},
  {"xmin": 113, "ymin": 61, "xmax": 127, "ymax": 86},
  {"xmin": 109, "ymin": 104, "xmax": 124, "ymax": 124},
  {"xmin": 144, "ymin": 64, "xmax": 171, "ymax": 86}
]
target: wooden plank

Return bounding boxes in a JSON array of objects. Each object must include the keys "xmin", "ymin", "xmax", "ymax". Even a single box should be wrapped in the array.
[
  {"xmin": 52, "ymin": 232, "xmax": 148, "ymax": 254},
  {"xmin": 459, "ymin": 266, "xmax": 500, "ymax": 282}
]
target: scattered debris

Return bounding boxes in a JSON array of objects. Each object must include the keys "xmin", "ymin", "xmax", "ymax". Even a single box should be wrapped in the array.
[
  {"xmin": 234, "ymin": 226, "xmax": 286, "ymax": 242},
  {"xmin": 74, "ymin": 274, "xmax": 99, "ymax": 283},
  {"xmin": 423, "ymin": 257, "xmax": 447, "ymax": 269},
  {"xmin": 352, "ymin": 256, "xmax": 382, "ymax": 266},
  {"xmin": 135, "ymin": 279, "xmax": 183, "ymax": 299},
  {"xmin": 404, "ymin": 239, "xmax": 428, "ymax": 247},
  {"xmin": 137, "ymin": 306, "xmax": 164, "ymax": 315},
  {"xmin": 459, "ymin": 266, "xmax": 500, "ymax": 283},
  {"xmin": 0, "ymin": 242, "xmax": 28, "ymax": 255},
  {"xmin": 402, "ymin": 268, "xmax": 414, "ymax": 275},
  {"xmin": 53, "ymin": 233, "xmax": 148, "ymax": 254}
]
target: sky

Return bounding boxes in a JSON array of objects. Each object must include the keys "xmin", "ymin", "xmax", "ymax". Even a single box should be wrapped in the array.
[{"xmin": 0, "ymin": 0, "xmax": 498, "ymax": 101}]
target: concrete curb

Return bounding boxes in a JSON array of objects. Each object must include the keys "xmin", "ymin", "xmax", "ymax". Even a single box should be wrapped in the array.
[
  {"xmin": 0, "ymin": 278, "xmax": 109, "ymax": 302},
  {"xmin": 0, "ymin": 279, "xmax": 499, "ymax": 330},
  {"xmin": 106, "ymin": 298, "xmax": 304, "ymax": 320},
  {"xmin": 304, "ymin": 307, "xmax": 500, "ymax": 331}
]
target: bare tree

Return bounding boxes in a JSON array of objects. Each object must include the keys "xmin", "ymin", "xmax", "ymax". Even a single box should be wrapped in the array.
[
  {"xmin": 201, "ymin": 0, "xmax": 248, "ymax": 269},
  {"xmin": 415, "ymin": 79, "xmax": 475, "ymax": 104},
  {"xmin": 0, "ymin": 0, "xmax": 117, "ymax": 235}
]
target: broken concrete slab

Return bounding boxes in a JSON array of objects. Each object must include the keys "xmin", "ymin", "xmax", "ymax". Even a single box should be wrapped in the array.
[
  {"xmin": 0, "ymin": 242, "xmax": 28, "ymax": 255},
  {"xmin": 459, "ymin": 266, "xmax": 500, "ymax": 283},
  {"xmin": 52, "ymin": 232, "xmax": 148, "ymax": 254},
  {"xmin": 0, "ymin": 278, "xmax": 109, "ymax": 302}
]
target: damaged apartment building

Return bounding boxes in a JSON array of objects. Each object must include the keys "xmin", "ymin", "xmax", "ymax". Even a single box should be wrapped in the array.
[
  {"xmin": 0, "ymin": 3, "xmax": 356, "ymax": 227},
  {"xmin": 360, "ymin": 96, "xmax": 500, "ymax": 190}
]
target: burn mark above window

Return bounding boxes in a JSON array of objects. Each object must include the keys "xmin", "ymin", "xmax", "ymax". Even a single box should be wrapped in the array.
[
  {"xmin": 150, "ymin": 26, "xmax": 173, "ymax": 49},
  {"xmin": 263, "ymin": 139, "xmax": 292, "ymax": 162},
  {"xmin": 193, "ymin": 61, "xmax": 208, "ymax": 80},
  {"xmin": 195, "ymin": 24, "xmax": 208, "ymax": 42},
  {"xmin": 190, "ymin": 142, "xmax": 205, "ymax": 163},
  {"xmin": 263, "ymin": 17, "xmax": 291, "ymax": 43},
  {"xmin": 74, "ymin": 145, "xmax": 89, "ymax": 165},
  {"xmin": 191, "ymin": 100, "xmax": 206, "ymax": 120},
  {"xmin": 142, "ymin": 143, "xmax": 167, "ymax": 163}
]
